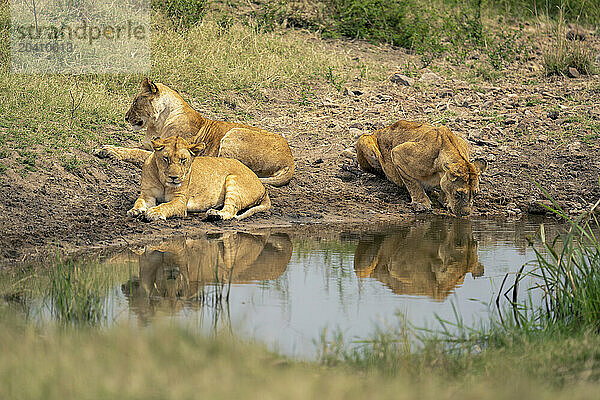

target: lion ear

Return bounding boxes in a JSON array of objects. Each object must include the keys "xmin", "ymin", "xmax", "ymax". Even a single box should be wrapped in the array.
[
  {"xmin": 472, "ymin": 158, "xmax": 488, "ymax": 174},
  {"xmin": 141, "ymin": 78, "xmax": 158, "ymax": 95},
  {"xmin": 443, "ymin": 162, "xmax": 455, "ymax": 174},
  {"xmin": 151, "ymin": 139, "xmax": 165, "ymax": 152},
  {"xmin": 188, "ymin": 142, "xmax": 206, "ymax": 157},
  {"xmin": 442, "ymin": 162, "xmax": 461, "ymax": 181}
]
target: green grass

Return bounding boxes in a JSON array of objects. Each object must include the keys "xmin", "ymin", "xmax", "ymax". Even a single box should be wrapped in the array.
[
  {"xmin": 505, "ymin": 196, "xmax": 600, "ymax": 332},
  {"xmin": 471, "ymin": 62, "xmax": 503, "ymax": 82},
  {"xmin": 317, "ymin": 315, "xmax": 600, "ymax": 385},
  {"xmin": 1, "ymin": 304, "xmax": 600, "ymax": 399},
  {"xmin": 47, "ymin": 258, "xmax": 114, "ymax": 325},
  {"xmin": 487, "ymin": 27, "xmax": 528, "ymax": 70},
  {"xmin": 0, "ymin": 5, "xmax": 375, "ymax": 161},
  {"xmin": 253, "ymin": 0, "xmax": 596, "ymax": 60},
  {"xmin": 541, "ymin": 12, "xmax": 596, "ymax": 76},
  {"xmin": 543, "ymin": 41, "xmax": 596, "ymax": 76},
  {"xmin": 491, "ymin": 0, "xmax": 600, "ymax": 23},
  {"xmin": 60, "ymin": 155, "xmax": 86, "ymax": 172},
  {"xmin": 257, "ymin": 0, "xmax": 486, "ymax": 54},
  {"xmin": 324, "ymin": 0, "xmax": 443, "ymax": 51},
  {"xmin": 297, "ymin": 83, "xmax": 317, "ymax": 106},
  {"xmin": 151, "ymin": 14, "xmax": 366, "ymax": 99},
  {"xmin": 152, "ymin": 0, "xmax": 206, "ymax": 29},
  {"xmin": 0, "ymin": 256, "xmax": 133, "ymax": 326},
  {"xmin": 563, "ymin": 115, "xmax": 600, "ymax": 143}
]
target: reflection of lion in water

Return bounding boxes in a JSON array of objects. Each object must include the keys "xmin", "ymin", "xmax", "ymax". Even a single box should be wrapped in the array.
[
  {"xmin": 354, "ymin": 219, "xmax": 484, "ymax": 301},
  {"xmin": 118, "ymin": 232, "xmax": 292, "ymax": 318}
]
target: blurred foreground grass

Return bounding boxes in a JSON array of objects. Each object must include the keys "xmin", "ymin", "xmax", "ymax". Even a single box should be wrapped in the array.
[{"xmin": 1, "ymin": 307, "xmax": 599, "ymax": 400}]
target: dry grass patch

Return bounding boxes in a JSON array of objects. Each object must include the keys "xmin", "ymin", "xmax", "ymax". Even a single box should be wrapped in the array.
[
  {"xmin": 0, "ymin": 8, "xmax": 381, "ymax": 162},
  {"xmin": 539, "ymin": 14, "xmax": 596, "ymax": 76}
]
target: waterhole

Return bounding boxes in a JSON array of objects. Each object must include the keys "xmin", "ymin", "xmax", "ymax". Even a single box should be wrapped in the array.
[{"xmin": 3, "ymin": 216, "xmax": 555, "ymax": 358}]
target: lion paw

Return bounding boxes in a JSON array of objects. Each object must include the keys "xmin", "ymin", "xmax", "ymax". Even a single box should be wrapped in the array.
[
  {"xmin": 144, "ymin": 207, "xmax": 167, "ymax": 221},
  {"xmin": 204, "ymin": 209, "xmax": 223, "ymax": 222},
  {"xmin": 410, "ymin": 202, "xmax": 431, "ymax": 213},
  {"xmin": 206, "ymin": 209, "xmax": 230, "ymax": 222},
  {"xmin": 93, "ymin": 145, "xmax": 120, "ymax": 160},
  {"xmin": 127, "ymin": 207, "xmax": 145, "ymax": 218}
]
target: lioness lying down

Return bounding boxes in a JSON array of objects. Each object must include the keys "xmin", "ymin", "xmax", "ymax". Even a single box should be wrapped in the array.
[
  {"xmin": 128, "ymin": 136, "xmax": 271, "ymax": 221},
  {"xmin": 355, "ymin": 120, "xmax": 487, "ymax": 216},
  {"xmin": 96, "ymin": 78, "xmax": 294, "ymax": 186}
]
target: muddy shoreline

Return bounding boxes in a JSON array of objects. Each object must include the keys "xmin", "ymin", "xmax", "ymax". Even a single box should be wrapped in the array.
[
  {"xmin": 2, "ymin": 35, "xmax": 599, "ymax": 265},
  {"xmin": 0, "ymin": 113, "xmax": 592, "ymax": 266},
  {"xmin": 2, "ymin": 211, "xmax": 560, "ymax": 269}
]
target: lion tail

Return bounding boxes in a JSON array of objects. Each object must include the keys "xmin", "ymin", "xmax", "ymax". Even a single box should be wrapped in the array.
[{"xmin": 258, "ymin": 163, "xmax": 295, "ymax": 187}]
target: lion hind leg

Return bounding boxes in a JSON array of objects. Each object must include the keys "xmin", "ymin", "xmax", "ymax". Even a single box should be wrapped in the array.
[
  {"xmin": 207, "ymin": 176, "xmax": 271, "ymax": 221},
  {"xmin": 355, "ymin": 134, "xmax": 383, "ymax": 175},
  {"xmin": 94, "ymin": 145, "xmax": 152, "ymax": 168},
  {"xmin": 206, "ymin": 175, "xmax": 245, "ymax": 220},
  {"xmin": 235, "ymin": 191, "xmax": 271, "ymax": 220}
]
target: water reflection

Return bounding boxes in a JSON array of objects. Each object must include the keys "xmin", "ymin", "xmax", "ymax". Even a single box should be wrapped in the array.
[
  {"xmin": 118, "ymin": 233, "xmax": 292, "ymax": 319},
  {"xmin": 354, "ymin": 219, "xmax": 484, "ymax": 300},
  {"xmin": 0, "ymin": 217, "xmax": 552, "ymax": 358}
]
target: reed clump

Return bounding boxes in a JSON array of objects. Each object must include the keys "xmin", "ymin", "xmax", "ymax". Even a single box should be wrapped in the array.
[
  {"xmin": 48, "ymin": 258, "xmax": 112, "ymax": 325},
  {"xmin": 505, "ymin": 195, "xmax": 600, "ymax": 332}
]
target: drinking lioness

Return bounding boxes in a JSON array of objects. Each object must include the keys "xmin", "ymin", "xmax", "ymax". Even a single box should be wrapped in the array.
[{"xmin": 355, "ymin": 120, "xmax": 487, "ymax": 216}]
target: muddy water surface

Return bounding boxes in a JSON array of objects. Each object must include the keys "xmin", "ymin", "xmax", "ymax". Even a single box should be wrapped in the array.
[{"xmin": 10, "ymin": 217, "xmax": 554, "ymax": 358}]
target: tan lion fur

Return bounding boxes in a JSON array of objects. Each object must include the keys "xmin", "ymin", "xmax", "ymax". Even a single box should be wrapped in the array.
[
  {"xmin": 96, "ymin": 78, "xmax": 294, "ymax": 186},
  {"xmin": 128, "ymin": 136, "xmax": 270, "ymax": 221},
  {"xmin": 355, "ymin": 120, "xmax": 487, "ymax": 216}
]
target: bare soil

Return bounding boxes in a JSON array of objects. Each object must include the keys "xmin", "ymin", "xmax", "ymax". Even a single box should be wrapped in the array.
[{"xmin": 1, "ymin": 29, "xmax": 599, "ymax": 264}]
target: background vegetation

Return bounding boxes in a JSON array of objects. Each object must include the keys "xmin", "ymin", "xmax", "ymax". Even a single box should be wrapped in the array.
[
  {"xmin": 492, "ymin": 0, "xmax": 600, "ymax": 22},
  {"xmin": 255, "ymin": 0, "xmax": 598, "ymax": 51},
  {"xmin": 0, "ymin": 0, "xmax": 373, "ymax": 162},
  {"xmin": 0, "ymin": 0, "xmax": 596, "ymax": 168}
]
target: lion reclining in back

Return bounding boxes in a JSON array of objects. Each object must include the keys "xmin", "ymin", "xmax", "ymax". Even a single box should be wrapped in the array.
[
  {"xmin": 355, "ymin": 120, "xmax": 487, "ymax": 216},
  {"xmin": 128, "ymin": 136, "xmax": 270, "ymax": 221},
  {"xmin": 95, "ymin": 78, "xmax": 294, "ymax": 187}
]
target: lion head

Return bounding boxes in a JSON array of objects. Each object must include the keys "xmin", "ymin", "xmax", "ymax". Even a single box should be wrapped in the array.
[
  {"xmin": 151, "ymin": 136, "xmax": 206, "ymax": 188},
  {"xmin": 440, "ymin": 158, "xmax": 487, "ymax": 216},
  {"xmin": 125, "ymin": 78, "xmax": 160, "ymax": 132}
]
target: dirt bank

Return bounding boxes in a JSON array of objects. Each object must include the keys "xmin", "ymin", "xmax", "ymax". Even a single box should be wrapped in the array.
[{"xmin": 1, "ymin": 31, "xmax": 599, "ymax": 265}]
